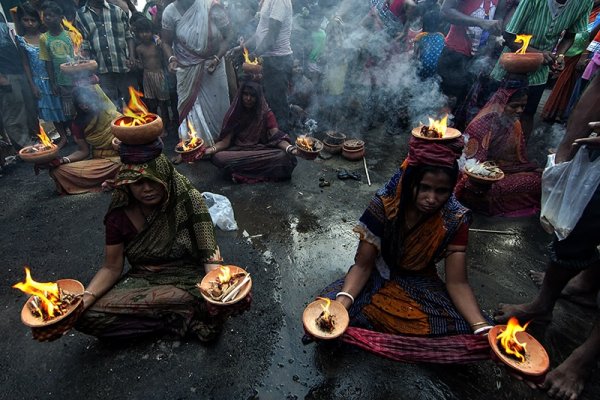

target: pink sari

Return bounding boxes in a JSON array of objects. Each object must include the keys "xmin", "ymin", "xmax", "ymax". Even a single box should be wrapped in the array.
[{"xmin": 455, "ymin": 88, "xmax": 541, "ymax": 217}]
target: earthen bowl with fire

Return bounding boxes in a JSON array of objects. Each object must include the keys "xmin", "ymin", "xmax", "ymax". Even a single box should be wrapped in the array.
[
  {"xmin": 111, "ymin": 87, "xmax": 164, "ymax": 145},
  {"xmin": 198, "ymin": 265, "xmax": 252, "ymax": 306},
  {"xmin": 175, "ymin": 137, "xmax": 205, "ymax": 156},
  {"xmin": 19, "ymin": 143, "xmax": 59, "ymax": 164},
  {"xmin": 295, "ymin": 136, "xmax": 323, "ymax": 160},
  {"xmin": 488, "ymin": 318, "xmax": 550, "ymax": 377},
  {"xmin": 500, "ymin": 34, "xmax": 544, "ymax": 74},
  {"xmin": 19, "ymin": 125, "xmax": 59, "ymax": 163},
  {"xmin": 242, "ymin": 47, "xmax": 262, "ymax": 74},
  {"xmin": 303, "ymin": 298, "xmax": 350, "ymax": 340}
]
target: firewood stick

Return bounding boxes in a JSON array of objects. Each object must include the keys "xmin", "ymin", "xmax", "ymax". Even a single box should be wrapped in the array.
[
  {"xmin": 222, "ymin": 274, "xmax": 251, "ymax": 302},
  {"xmin": 363, "ymin": 157, "xmax": 371, "ymax": 186}
]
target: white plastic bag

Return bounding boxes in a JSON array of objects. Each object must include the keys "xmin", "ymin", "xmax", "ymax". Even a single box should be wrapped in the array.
[
  {"xmin": 540, "ymin": 147, "xmax": 600, "ymax": 240},
  {"xmin": 202, "ymin": 192, "xmax": 238, "ymax": 231}
]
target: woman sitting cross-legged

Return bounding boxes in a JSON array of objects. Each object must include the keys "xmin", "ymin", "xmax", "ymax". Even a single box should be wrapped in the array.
[
  {"xmin": 204, "ymin": 80, "xmax": 299, "ymax": 183},
  {"xmin": 74, "ymin": 152, "xmax": 245, "ymax": 341}
]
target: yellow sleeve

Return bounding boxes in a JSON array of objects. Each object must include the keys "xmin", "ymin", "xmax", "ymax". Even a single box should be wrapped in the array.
[{"xmin": 38, "ymin": 34, "xmax": 50, "ymax": 61}]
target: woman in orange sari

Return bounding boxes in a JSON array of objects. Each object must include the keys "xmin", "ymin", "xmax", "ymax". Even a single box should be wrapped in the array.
[{"xmin": 321, "ymin": 136, "xmax": 490, "ymax": 338}]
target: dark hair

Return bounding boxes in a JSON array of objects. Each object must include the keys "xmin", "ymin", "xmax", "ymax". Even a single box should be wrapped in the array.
[
  {"xmin": 133, "ymin": 16, "xmax": 153, "ymax": 33},
  {"xmin": 16, "ymin": 3, "xmax": 42, "ymax": 25},
  {"xmin": 40, "ymin": 1, "xmax": 63, "ymax": 16},
  {"xmin": 422, "ymin": 8, "xmax": 441, "ymax": 33},
  {"xmin": 508, "ymin": 87, "xmax": 528, "ymax": 103},
  {"xmin": 381, "ymin": 163, "xmax": 459, "ymax": 269},
  {"xmin": 130, "ymin": 12, "xmax": 148, "ymax": 27}
]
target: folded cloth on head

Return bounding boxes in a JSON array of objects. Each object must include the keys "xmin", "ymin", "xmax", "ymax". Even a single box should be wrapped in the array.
[
  {"xmin": 405, "ymin": 135, "xmax": 464, "ymax": 168},
  {"xmin": 119, "ymin": 138, "xmax": 164, "ymax": 164}
]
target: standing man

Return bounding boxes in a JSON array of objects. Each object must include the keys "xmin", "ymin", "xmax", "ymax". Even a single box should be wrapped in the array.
[
  {"xmin": 0, "ymin": 6, "xmax": 37, "ymax": 150},
  {"xmin": 490, "ymin": 0, "xmax": 593, "ymax": 140},
  {"xmin": 245, "ymin": 0, "xmax": 294, "ymax": 131},
  {"xmin": 76, "ymin": 0, "xmax": 136, "ymax": 106}
]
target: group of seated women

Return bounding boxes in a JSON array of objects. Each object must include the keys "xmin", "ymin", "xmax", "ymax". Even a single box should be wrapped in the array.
[{"xmin": 28, "ymin": 76, "xmax": 543, "ymax": 346}]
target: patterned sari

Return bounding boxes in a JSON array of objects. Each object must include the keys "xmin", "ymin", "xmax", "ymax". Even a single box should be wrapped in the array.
[
  {"xmin": 455, "ymin": 87, "xmax": 541, "ymax": 217},
  {"xmin": 76, "ymin": 155, "xmax": 222, "ymax": 340},
  {"xmin": 322, "ymin": 167, "xmax": 473, "ymax": 337}
]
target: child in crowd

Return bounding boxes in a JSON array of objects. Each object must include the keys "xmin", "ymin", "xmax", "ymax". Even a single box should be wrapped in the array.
[
  {"xmin": 133, "ymin": 17, "xmax": 169, "ymax": 136},
  {"xmin": 413, "ymin": 2, "xmax": 444, "ymax": 79},
  {"xmin": 15, "ymin": 2, "xmax": 67, "ymax": 148},
  {"xmin": 38, "ymin": 1, "xmax": 75, "ymax": 139}
]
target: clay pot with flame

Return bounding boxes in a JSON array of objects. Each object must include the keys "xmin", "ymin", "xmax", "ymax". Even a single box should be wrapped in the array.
[
  {"xmin": 19, "ymin": 124, "xmax": 59, "ymax": 163},
  {"xmin": 500, "ymin": 34, "xmax": 544, "ymax": 74},
  {"xmin": 198, "ymin": 265, "xmax": 252, "ymax": 306},
  {"xmin": 295, "ymin": 136, "xmax": 323, "ymax": 160},
  {"xmin": 302, "ymin": 298, "xmax": 349, "ymax": 340},
  {"xmin": 488, "ymin": 318, "xmax": 550, "ymax": 377},
  {"xmin": 111, "ymin": 86, "xmax": 164, "ymax": 145},
  {"xmin": 411, "ymin": 115, "xmax": 461, "ymax": 141},
  {"xmin": 242, "ymin": 47, "xmax": 262, "ymax": 74}
]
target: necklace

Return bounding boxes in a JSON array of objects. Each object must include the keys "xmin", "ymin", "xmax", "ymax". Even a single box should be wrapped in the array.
[{"xmin": 138, "ymin": 204, "xmax": 152, "ymax": 224}]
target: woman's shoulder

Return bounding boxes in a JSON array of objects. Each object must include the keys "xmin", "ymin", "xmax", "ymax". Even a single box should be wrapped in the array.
[{"xmin": 443, "ymin": 195, "xmax": 472, "ymax": 225}]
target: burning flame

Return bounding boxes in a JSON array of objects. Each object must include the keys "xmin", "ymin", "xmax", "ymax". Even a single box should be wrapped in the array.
[
  {"xmin": 37, "ymin": 124, "xmax": 53, "ymax": 148},
  {"xmin": 427, "ymin": 115, "xmax": 448, "ymax": 137},
  {"xmin": 217, "ymin": 266, "xmax": 232, "ymax": 284},
  {"xmin": 177, "ymin": 119, "xmax": 203, "ymax": 151},
  {"xmin": 296, "ymin": 135, "xmax": 314, "ymax": 151},
  {"xmin": 62, "ymin": 18, "xmax": 83, "ymax": 57},
  {"xmin": 497, "ymin": 317, "xmax": 531, "ymax": 363},
  {"xmin": 514, "ymin": 34, "xmax": 533, "ymax": 55},
  {"xmin": 243, "ymin": 47, "xmax": 259, "ymax": 65},
  {"xmin": 318, "ymin": 297, "xmax": 331, "ymax": 318},
  {"xmin": 116, "ymin": 86, "xmax": 156, "ymax": 127},
  {"xmin": 13, "ymin": 267, "xmax": 61, "ymax": 318}
]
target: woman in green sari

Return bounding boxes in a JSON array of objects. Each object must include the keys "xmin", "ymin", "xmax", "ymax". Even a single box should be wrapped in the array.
[{"xmin": 75, "ymin": 154, "xmax": 229, "ymax": 341}]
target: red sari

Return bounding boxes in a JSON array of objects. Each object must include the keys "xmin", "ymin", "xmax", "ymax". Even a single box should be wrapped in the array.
[{"xmin": 455, "ymin": 88, "xmax": 541, "ymax": 217}]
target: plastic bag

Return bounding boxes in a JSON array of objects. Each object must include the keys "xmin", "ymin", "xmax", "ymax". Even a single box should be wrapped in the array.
[
  {"xmin": 540, "ymin": 147, "xmax": 600, "ymax": 240},
  {"xmin": 202, "ymin": 192, "xmax": 238, "ymax": 231}
]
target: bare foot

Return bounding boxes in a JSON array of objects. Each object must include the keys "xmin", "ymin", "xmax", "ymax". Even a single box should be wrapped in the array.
[
  {"xmin": 541, "ymin": 347, "xmax": 593, "ymax": 400},
  {"xmin": 171, "ymin": 154, "xmax": 182, "ymax": 165},
  {"xmin": 493, "ymin": 303, "xmax": 552, "ymax": 324},
  {"xmin": 529, "ymin": 270, "xmax": 599, "ymax": 308}
]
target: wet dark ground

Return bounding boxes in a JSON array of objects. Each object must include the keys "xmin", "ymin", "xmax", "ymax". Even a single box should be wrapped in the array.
[{"xmin": 1, "ymin": 119, "xmax": 599, "ymax": 400}]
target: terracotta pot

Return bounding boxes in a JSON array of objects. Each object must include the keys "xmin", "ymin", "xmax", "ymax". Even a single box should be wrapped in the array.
[
  {"xmin": 296, "ymin": 138, "xmax": 323, "ymax": 160},
  {"xmin": 111, "ymin": 137, "xmax": 121, "ymax": 152},
  {"xmin": 111, "ymin": 114, "xmax": 163, "ymax": 145},
  {"xmin": 499, "ymin": 52, "xmax": 544, "ymax": 74},
  {"xmin": 198, "ymin": 265, "xmax": 252, "ymax": 306},
  {"xmin": 59, "ymin": 60, "xmax": 98, "ymax": 75},
  {"xmin": 464, "ymin": 169, "xmax": 505, "ymax": 184},
  {"xmin": 488, "ymin": 325, "xmax": 550, "ymax": 377},
  {"xmin": 342, "ymin": 146, "xmax": 365, "ymax": 161},
  {"xmin": 18, "ymin": 144, "xmax": 59, "ymax": 164},
  {"xmin": 325, "ymin": 130, "xmax": 346, "ymax": 145},
  {"xmin": 322, "ymin": 140, "xmax": 343, "ymax": 154},
  {"xmin": 343, "ymin": 139, "xmax": 365, "ymax": 150},
  {"xmin": 242, "ymin": 63, "xmax": 262, "ymax": 74},
  {"xmin": 302, "ymin": 299, "xmax": 349, "ymax": 340}
]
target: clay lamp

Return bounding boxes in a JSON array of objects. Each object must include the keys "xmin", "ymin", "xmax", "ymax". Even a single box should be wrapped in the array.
[
  {"xmin": 303, "ymin": 297, "xmax": 349, "ymax": 340},
  {"xmin": 500, "ymin": 34, "xmax": 544, "ymax": 74},
  {"xmin": 18, "ymin": 124, "xmax": 59, "ymax": 163},
  {"xmin": 197, "ymin": 265, "xmax": 252, "ymax": 305},
  {"xmin": 411, "ymin": 115, "xmax": 462, "ymax": 141},
  {"xmin": 111, "ymin": 86, "xmax": 163, "ymax": 145},
  {"xmin": 13, "ymin": 267, "xmax": 84, "ymax": 341},
  {"xmin": 59, "ymin": 18, "xmax": 98, "ymax": 77},
  {"xmin": 175, "ymin": 118, "xmax": 205, "ymax": 160},
  {"xmin": 295, "ymin": 135, "xmax": 323, "ymax": 160},
  {"xmin": 242, "ymin": 47, "xmax": 262, "ymax": 75},
  {"xmin": 488, "ymin": 317, "xmax": 550, "ymax": 378}
]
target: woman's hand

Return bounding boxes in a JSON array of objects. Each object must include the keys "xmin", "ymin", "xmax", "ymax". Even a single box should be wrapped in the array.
[
  {"xmin": 31, "ymin": 84, "xmax": 41, "ymax": 99},
  {"xmin": 206, "ymin": 57, "xmax": 220, "ymax": 74}
]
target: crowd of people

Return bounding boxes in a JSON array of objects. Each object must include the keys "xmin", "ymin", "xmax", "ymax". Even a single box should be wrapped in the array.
[{"xmin": 2, "ymin": 1, "xmax": 600, "ymax": 400}]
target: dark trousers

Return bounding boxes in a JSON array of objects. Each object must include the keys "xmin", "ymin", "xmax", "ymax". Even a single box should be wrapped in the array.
[
  {"xmin": 99, "ymin": 71, "xmax": 137, "ymax": 108},
  {"xmin": 261, "ymin": 54, "xmax": 293, "ymax": 130}
]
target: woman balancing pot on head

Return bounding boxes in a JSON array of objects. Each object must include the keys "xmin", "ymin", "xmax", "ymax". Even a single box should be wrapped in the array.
[
  {"xmin": 72, "ymin": 150, "xmax": 247, "ymax": 341},
  {"xmin": 204, "ymin": 80, "xmax": 301, "ymax": 183},
  {"xmin": 318, "ymin": 135, "xmax": 492, "ymax": 343}
]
